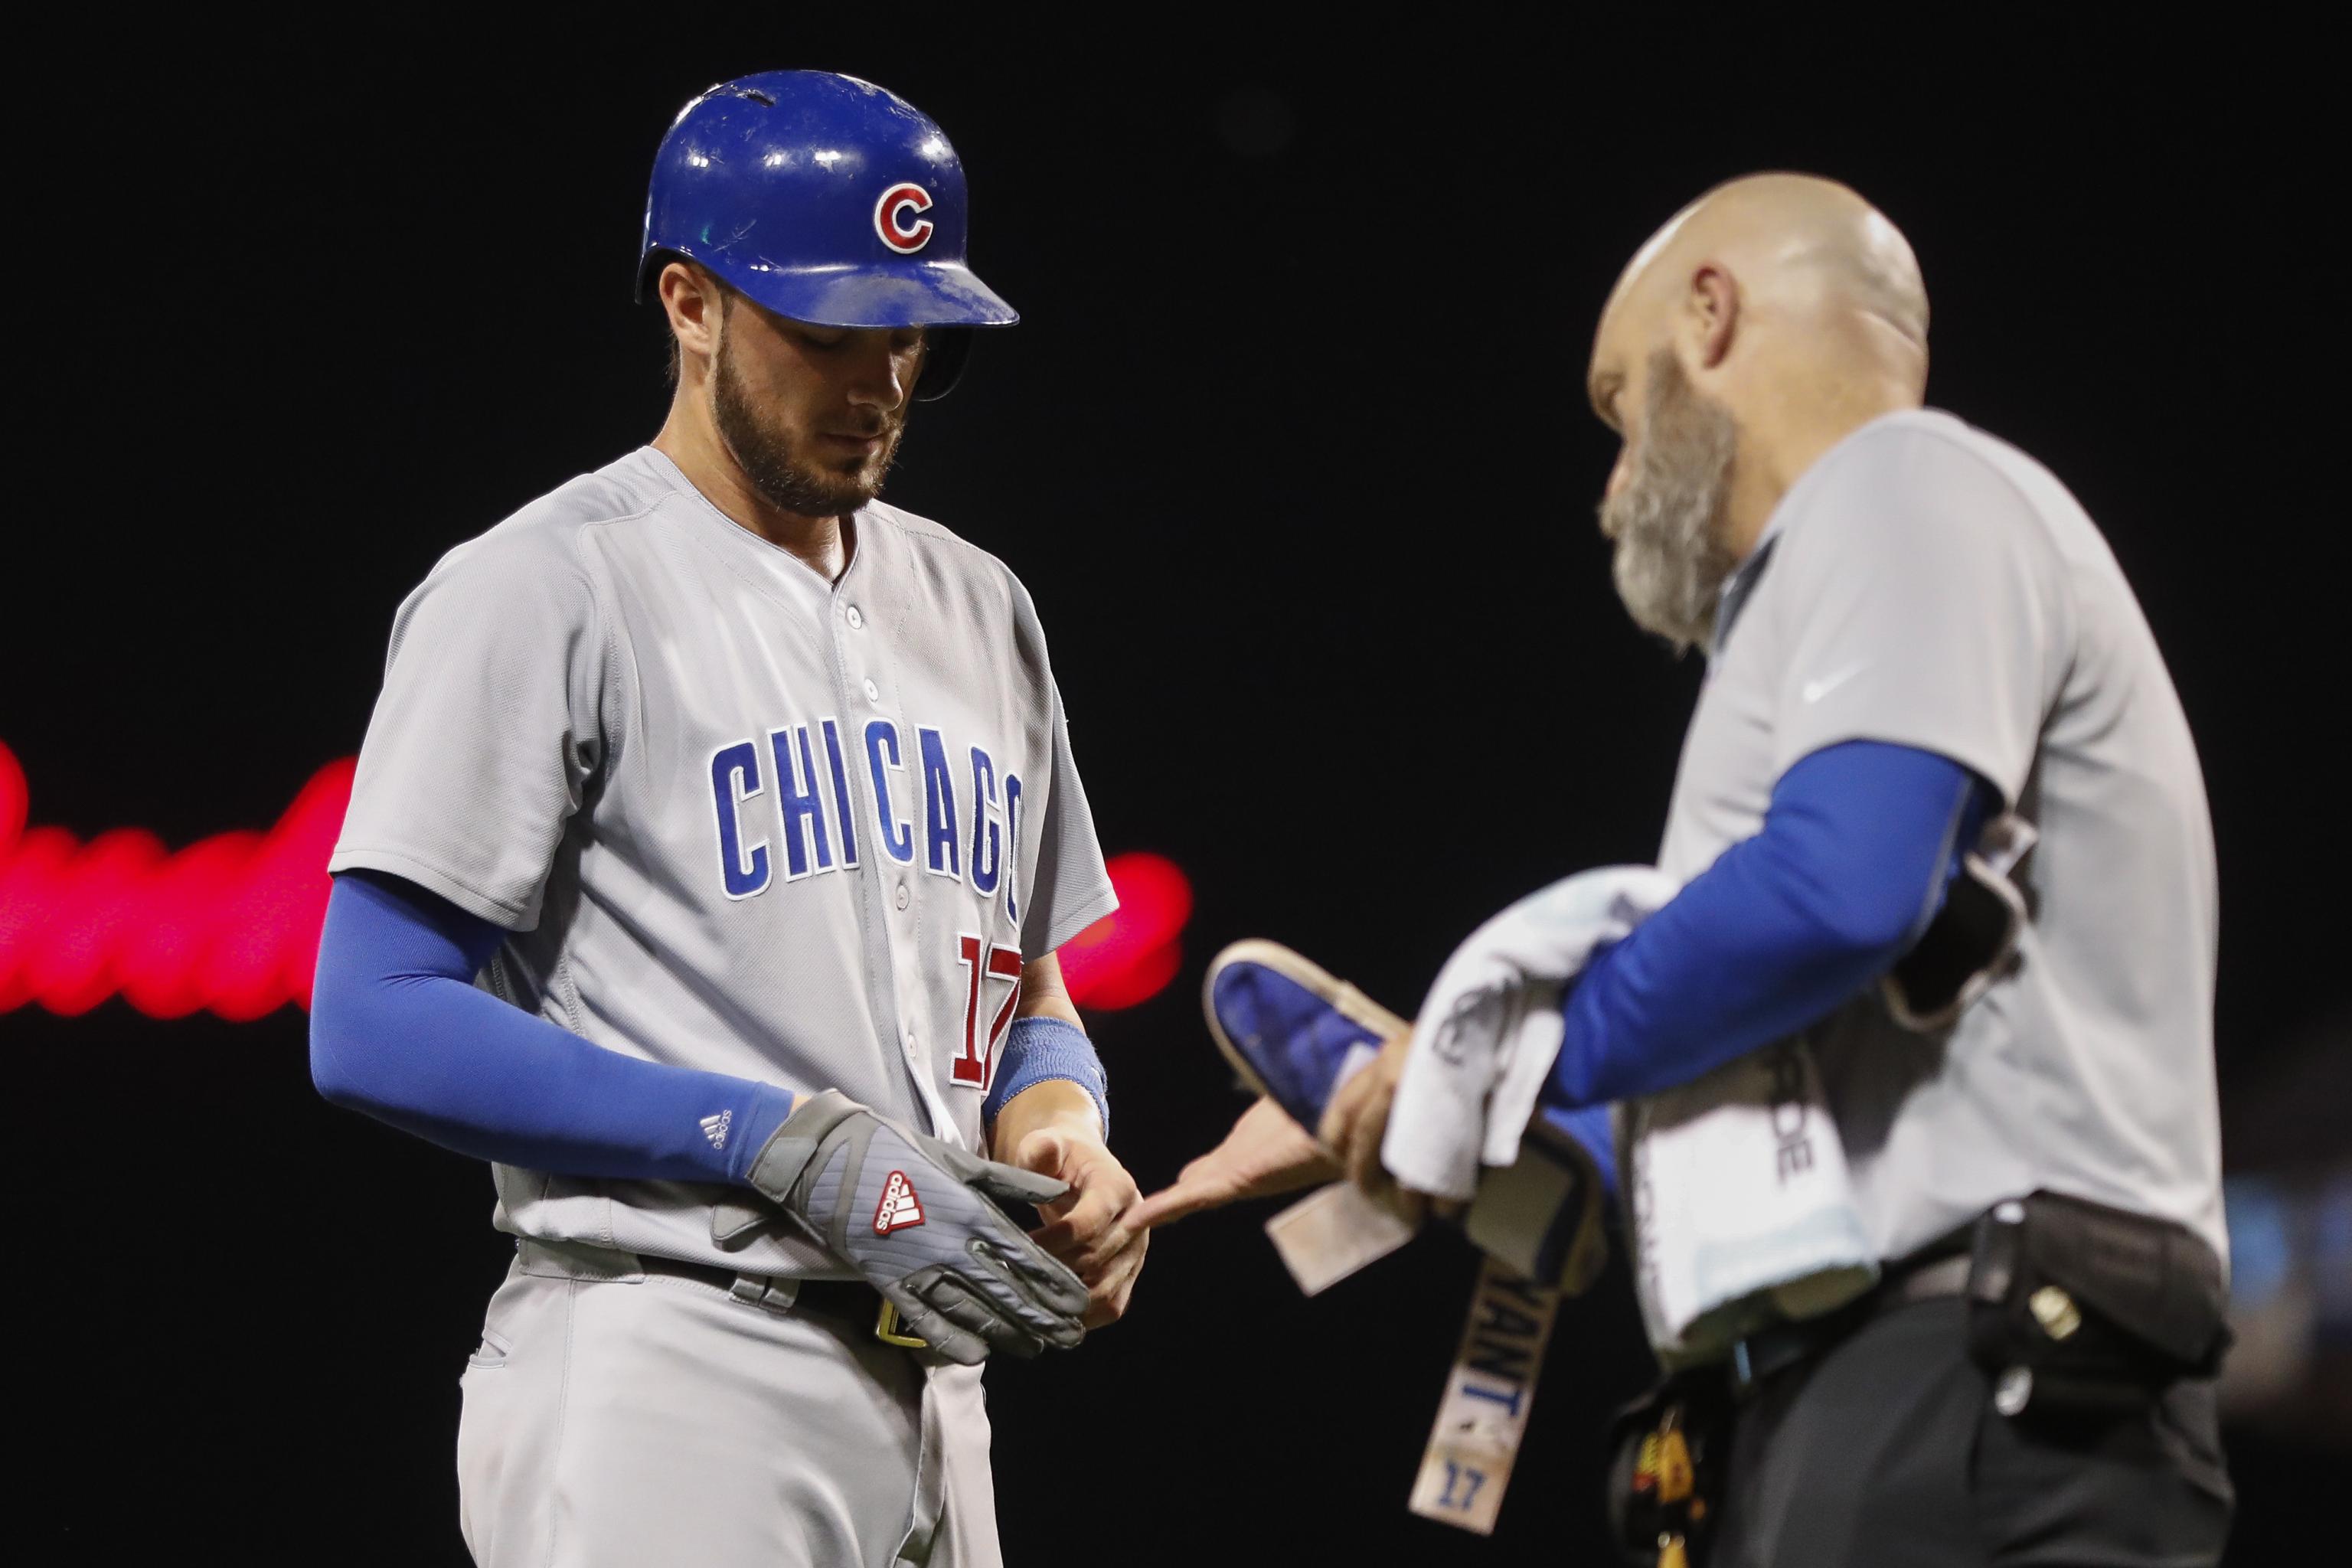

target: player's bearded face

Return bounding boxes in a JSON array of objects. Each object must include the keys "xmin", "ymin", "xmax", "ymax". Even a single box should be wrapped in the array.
[
  {"xmin": 711, "ymin": 315, "xmax": 909, "ymax": 519},
  {"xmin": 1600, "ymin": 349, "xmax": 1740, "ymax": 653}
]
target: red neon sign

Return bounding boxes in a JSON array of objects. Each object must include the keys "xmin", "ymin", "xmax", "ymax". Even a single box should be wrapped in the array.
[{"xmin": 0, "ymin": 740, "xmax": 1190, "ymax": 1020}]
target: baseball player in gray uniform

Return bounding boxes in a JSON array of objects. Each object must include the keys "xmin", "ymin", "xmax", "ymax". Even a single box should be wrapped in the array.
[{"xmin": 308, "ymin": 72, "xmax": 1148, "ymax": 1567}]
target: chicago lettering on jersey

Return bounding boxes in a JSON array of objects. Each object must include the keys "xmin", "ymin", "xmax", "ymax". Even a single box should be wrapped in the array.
[{"xmin": 708, "ymin": 716, "xmax": 1022, "ymax": 922}]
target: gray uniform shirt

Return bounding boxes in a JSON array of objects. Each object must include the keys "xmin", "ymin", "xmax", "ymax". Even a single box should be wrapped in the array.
[
  {"xmin": 1658, "ymin": 410, "xmax": 2225, "ymax": 1262},
  {"xmin": 332, "ymin": 448, "xmax": 1117, "ymax": 1276}
]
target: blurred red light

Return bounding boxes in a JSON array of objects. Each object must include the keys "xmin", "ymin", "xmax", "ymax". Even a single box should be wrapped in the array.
[
  {"xmin": 0, "ymin": 741, "xmax": 351, "ymax": 1020},
  {"xmin": 0, "ymin": 739, "xmax": 1192, "ymax": 1020},
  {"xmin": 1058, "ymin": 851, "xmax": 1193, "ymax": 1011}
]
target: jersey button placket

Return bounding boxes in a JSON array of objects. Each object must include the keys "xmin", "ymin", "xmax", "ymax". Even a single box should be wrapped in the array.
[
  {"xmin": 845, "ymin": 603, "xmax": 880, "ymax": 704},
  {"xmin": 892, "ymin": 877, "xmax": 918, "ymax": 1061}
]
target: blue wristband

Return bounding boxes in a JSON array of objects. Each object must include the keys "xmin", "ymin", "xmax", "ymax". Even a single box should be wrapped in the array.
[{"xmin": 982, "ymin": 1015, "xmax": 1109, "ymax": 1139}]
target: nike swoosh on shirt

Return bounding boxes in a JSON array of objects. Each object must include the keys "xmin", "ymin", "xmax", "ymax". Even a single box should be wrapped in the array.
[{"xmin": 1801, "ymin": 664, "xmax": 1868, "ymax": 704}]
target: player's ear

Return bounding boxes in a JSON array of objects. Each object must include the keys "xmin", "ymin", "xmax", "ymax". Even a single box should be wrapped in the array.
[
  {"xmin": 658, "ymin": 261, "xmax": 724, "ymax": 374},
  {"xmin": 1684, "ymin": 263, "xmax": 1740, "ymax": 371}
]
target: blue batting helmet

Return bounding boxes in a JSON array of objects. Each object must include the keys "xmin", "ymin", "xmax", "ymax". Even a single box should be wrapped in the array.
[{"xmin": 639, "ymin": 71, "xmax": 1015, "ymax": 400}]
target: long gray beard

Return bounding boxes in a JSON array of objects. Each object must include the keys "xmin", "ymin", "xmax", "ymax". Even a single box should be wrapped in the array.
[{"xmin": 1600, "ymin": 355, "xmax": 1740, "ymax": 654}]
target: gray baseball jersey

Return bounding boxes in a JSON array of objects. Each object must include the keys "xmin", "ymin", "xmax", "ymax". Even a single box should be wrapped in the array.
[
  {"xmin": 332, "ymin": 446, "xmax": 1117, "ymax": 1278},
  {"xmin": 1659, "ymin": 409, "xmax": 2225, "ymax": 1262}
]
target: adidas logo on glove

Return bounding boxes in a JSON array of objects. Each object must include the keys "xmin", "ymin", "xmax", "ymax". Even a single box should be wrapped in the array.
[{"xmin": 874, "ymin": 1171, "xmax": 926, "ymax": 1235}]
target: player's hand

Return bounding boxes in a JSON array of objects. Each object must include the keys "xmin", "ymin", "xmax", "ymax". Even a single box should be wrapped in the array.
[
  {"xmin": 1318, "ymin": 1028, "xmax": 1455, "ymax": 1224},
  {"xmin": 1011, "ymin": 1128, "xmax": 1148, "ymax": 1328},
  {"xmin": 716, "ymin": 1089, "xmax": 1089, "ymax": 1366},
  {"xmin": 1127, "ymin": 1095, "xmax": 1341, "ymax": 1230}
]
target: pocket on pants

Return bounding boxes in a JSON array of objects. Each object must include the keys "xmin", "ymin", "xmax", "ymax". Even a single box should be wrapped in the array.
[
  {"xmin": 464, "ymin": 1327, "xmax": 513, "ymax": 1374},
  {"xmin": 1968, "ymin": 1387, "xmax": 2233, "ymax": 1565},
  {"xmin": 460, "ymin": 1259, "xmax": 539, "ymax": 1381}
]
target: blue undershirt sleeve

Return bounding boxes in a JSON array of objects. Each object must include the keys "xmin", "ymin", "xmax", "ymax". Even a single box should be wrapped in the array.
[
  {"xmin": 1542, "ymin": 740, "xmax": 1994, "ymax": 1111},
  {"xmin": 982, "ymin": 1015, "xmax": 1110, "ymax": 1140},
  {"xmin": 309, "ymin": 871, "xmax": 796, "ymax": 1185}
]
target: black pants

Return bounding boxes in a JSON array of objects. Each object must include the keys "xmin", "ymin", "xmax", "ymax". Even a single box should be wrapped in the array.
[{"xmin": 1713, "ymin": 1298, "xmax": 2233, "ymax": 1567}]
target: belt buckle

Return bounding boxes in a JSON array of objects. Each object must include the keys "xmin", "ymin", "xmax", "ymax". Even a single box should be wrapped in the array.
[{"xmin": 874, "ymin": 1298, "xmax": 928, "ymax": 1350}]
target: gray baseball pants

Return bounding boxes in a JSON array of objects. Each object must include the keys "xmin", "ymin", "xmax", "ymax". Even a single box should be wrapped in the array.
[{"xmin": 456, "ymin": 1238, "xmax": 1001, "ymax": 1567}]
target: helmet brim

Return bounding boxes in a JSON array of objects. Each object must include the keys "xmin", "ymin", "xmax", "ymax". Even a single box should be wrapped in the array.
[{"xmin": 701, "ymin": 254, "xmax": 1018, "ymax": 330}]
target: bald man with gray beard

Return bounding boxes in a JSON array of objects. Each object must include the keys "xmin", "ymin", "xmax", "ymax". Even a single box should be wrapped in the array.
[
  {"xmin": 1549, "ymin": 173, "xmax": 2233, "ymax": 1566},
  {"xmin": 1132, "ymin": 172, "xmax": 2234, "ymax": 1565}
]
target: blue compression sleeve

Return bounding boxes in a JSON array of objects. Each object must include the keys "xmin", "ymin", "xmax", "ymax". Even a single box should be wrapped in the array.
[
  {"xmin": 1543, "ymin": 740, "xmax": 1994, "ymax": 1110},
  {"xmin": 309, "ymin": 871, "xmax": 796, "ymax": 1184},
  {"xmin": 982, "ymin": 1015, "xmax": 1110, "ymax": 1138}
]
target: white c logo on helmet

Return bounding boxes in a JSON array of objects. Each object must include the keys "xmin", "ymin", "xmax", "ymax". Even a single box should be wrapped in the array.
[{"xmin": 874, "ymin": 182, "xmax": 936, "ymax": 254}]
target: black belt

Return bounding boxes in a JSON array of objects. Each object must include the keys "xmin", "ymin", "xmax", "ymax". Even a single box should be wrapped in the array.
[
  {"xmin": 635, "ymin": 1254, "xmax": 923, "ymax": 1346},
  {"xmin": 1728, "ymin": 1250, "xmax": 1973, "ymax": 1399}
]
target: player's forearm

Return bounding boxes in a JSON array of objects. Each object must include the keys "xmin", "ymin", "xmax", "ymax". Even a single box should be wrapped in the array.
[
  {"xmin": 1543, "ymin": 741, "xmax": 1989, "ymax": 1109},
  {"xmin": 310, "ymin": 871, "xmax": 796, "ymax": 1184},
  {"xmin": 983, "ymin": 997, "xmax": 1109, "ymax": 1154},
  {"xmin": 988, "ymin": 1076, "xmax": 1103, "ymax": 1161},
  {"xmin": 981, "ymin": 951, "xmax": 1110, "ymax": 1152}
]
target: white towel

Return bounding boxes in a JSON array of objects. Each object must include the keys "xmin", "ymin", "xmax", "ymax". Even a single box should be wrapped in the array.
[
  {"xmin": 1384, "ymin": 867, "xmax": 1679, "ymax": 1199},
  {"xmin": 1621, "ymin": 1047, "xmax": 1877, "ymax": 1368},
  {"xmin": 1380, "ymin": 865, "xmax": 1877, "ymax": 1367}
]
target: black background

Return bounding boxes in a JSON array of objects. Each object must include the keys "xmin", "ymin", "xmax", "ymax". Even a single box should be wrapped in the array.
[{"xmin": 7, "ymin": 19, "xmax": 2338, "ymax": 1566}]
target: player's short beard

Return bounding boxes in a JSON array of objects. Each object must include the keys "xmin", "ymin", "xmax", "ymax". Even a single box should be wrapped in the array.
[
  {"xmin": 712, "ymin": 325, "xmax": 906, "ymax": 520},
  {"xmin": 1600, "ymin": 350, "xmax": 1740, "ymax": 654}
]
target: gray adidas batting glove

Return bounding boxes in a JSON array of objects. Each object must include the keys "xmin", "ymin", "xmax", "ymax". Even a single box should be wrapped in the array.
[{"xmin": 711, "ymin": 1089, "xmax": 1089, "ymax": 1364}]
